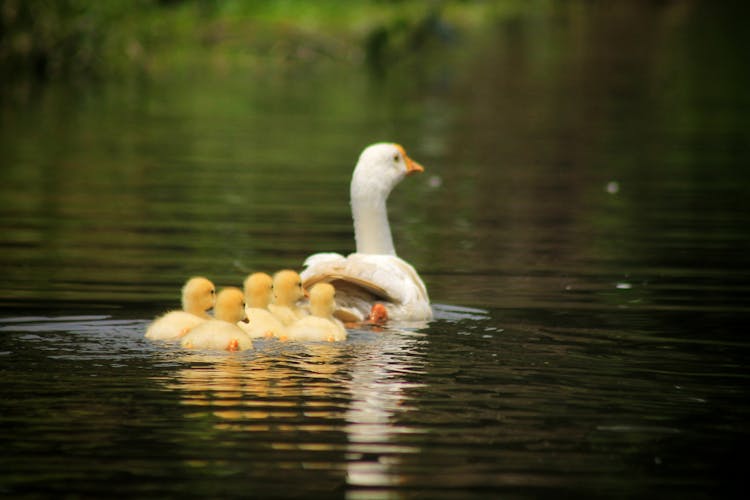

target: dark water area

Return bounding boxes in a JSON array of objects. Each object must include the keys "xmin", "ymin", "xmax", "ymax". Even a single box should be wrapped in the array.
[{"xmin": 2, "ymin": 2, "xmax": 749, "ymax": 498}]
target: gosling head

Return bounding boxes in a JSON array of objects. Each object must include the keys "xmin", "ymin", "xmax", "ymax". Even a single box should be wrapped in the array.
[
  {"xmin": 272, "ymin": 269, "xmax": 307, "ymax": 306},
  {"xmin": 243, "ymin": 272, "xmax": 273, "ymax": 309},
  {"xmin": 181, "ymin": 277, "xmax": 216, "ymax": 317},
  {"xmin": 214, "ymin": 287, "xmax": 247, "ymax": 324},
  {"xmin": 309, "ymin": 283, "xmax": 336, "ymax": 318}
]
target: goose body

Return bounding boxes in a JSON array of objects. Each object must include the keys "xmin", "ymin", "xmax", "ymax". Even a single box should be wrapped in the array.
[
  {"xmin": 238, "ymin": 272, "xmax": 286, "ymax": 339},
  {"xmin": 286, "ymin": 283, "xmax": 347, "ymax": 342},
  {"xmin": 301, "ymin": 143, "xmax": 432, "ymax": 322},
  {"xmin": 181, "ymin": 287, "xmax": 253, "ymax": 351},
  {"xmin": 145, "ymin": 277, "xmax": 216, "ymax": 340}
]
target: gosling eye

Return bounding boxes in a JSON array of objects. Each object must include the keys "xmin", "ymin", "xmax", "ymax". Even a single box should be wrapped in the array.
[{"xmin": 393, "ymin": 154, "xmax": 400, "ymax": 162}]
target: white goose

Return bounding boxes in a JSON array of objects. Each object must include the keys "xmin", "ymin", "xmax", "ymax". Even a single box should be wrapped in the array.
[{"xmin": 301, "ymin": 143, "xmax": 432, "ymax": 323}]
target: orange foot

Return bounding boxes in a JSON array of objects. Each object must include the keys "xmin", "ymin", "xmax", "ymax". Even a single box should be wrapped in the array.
[
  {"xmin": 368, "ymin": 303, "xmax": 388, "ymax": 325},
  {"xmin": 264, "ymin": 330, "xmax": 274, "ymax": 339},
  {"xmin": 226, "ymin": 339, "xmax": 240, "ymax": 351}
]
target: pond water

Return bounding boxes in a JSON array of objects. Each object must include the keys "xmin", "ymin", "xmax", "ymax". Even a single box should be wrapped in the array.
[{"xmin": 1, "ymin": 3, "xmax": 749, "ymax": 498}]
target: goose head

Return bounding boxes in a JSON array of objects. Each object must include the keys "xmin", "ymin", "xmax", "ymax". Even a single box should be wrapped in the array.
[
  {"xmin": 181, "ymin": 277, "xmax": 216, "ymax": 317},
  {"xmin": 309, "ymin": 283, "xmax": 336, "ymax": 318},
  {"xmin": 350, "ymin": 143, "xmax": 425, "ymax": 255},
  {"xmin": 272, "ymin": 270, "xmax": 307, "ymax": 306},
  {"xmin": 214, "ymin": 287, "xmax": 247, "ymax": 324},
  {"xmin": 351, "ymin": 143, "xmax": 424, "ymax": 201},
  {"xmin": 243, "ymin": 272, "xmax": 273, "ymax": 309}
]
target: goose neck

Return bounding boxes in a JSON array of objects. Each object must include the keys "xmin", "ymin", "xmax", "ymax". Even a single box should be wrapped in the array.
[{"xmin": 351, "ymin": 195, "xmax": 396, "ymax": 255}]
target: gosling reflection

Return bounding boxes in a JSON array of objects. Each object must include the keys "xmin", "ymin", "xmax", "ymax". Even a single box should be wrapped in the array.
[
  {"xmin": 159, "ymin": 326, "xmax": 427, "ymax": 487},
  {"xmin": 165, "ymin": 342, "xmax": 350, "ymax": 432}
]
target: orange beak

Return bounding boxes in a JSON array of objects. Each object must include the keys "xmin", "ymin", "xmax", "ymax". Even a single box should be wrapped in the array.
[
  {"xmin": 405, "ymin": 156, "xmax": 425, "ymax": 176},
  {"xmin": 396, "ymin": 144, "xmax": 425, "ymax": 176}
]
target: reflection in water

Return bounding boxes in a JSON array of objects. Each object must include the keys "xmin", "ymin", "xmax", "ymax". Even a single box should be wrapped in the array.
[
  {"xmin": 160, "ymin": 328, "xmax": 428, "ymax": 488},
  {"xmin": 343, "ymin": 330, "xmax": 427, "ymax": 488}
]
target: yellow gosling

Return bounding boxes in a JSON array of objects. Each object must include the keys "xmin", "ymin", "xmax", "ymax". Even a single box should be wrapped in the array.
[
  {"xmin": 268, "ymin": 269, "xmax": 308, "ymax": 327},
  {"xmin": 238, "ymin": 272, "xmax": 287, "ymax": 339},
  {"xmin": 180, "ymin": 287, "xmax": 253, "ymax": 351},
  {"xmin": 285, "ymin": 283, "xmax": 347, "ymax": 342},
  {"xmin": 145, "ymin": 277, "xmax": 216, "ymax": 340}
]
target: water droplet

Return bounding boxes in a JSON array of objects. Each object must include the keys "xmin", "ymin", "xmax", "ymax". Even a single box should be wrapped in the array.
[{"xmin": 427, "ymin": 175, "xmax": 442, "ymax": 188}]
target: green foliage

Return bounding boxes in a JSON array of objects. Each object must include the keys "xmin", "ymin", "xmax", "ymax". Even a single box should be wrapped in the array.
[
  {"xmin": 1, "ymin": 0, "xmax": 150, "ymax": 78},
  {"xmin": 0, "ymin": 0, "xmax": 506, "ymax": 81}
]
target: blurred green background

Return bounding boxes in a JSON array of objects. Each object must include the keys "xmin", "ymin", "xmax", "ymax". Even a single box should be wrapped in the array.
[
  {"xmin": 1, "ymin": 0, "xmax": 748, "ymax": 309},
  {"xmin": 0, "ymin": 0, "xmax": 516, "ymax": 80}
]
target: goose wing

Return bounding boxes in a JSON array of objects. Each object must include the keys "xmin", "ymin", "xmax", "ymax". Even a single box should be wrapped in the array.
[{"xmin": 301, "ymin": 252, "xmax": 429, "ymax": 320}]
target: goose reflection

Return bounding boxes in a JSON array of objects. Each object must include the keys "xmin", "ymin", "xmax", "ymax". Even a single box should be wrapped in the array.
[{"xmin": 343, "ymin": 329, "xmax": 428, "ymax": 489}]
